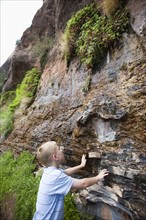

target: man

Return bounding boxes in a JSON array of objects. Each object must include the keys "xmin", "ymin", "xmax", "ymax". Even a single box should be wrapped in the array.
[{"xmin": 33, "ymin": 141, "xmax": 109, "ymax": 220}]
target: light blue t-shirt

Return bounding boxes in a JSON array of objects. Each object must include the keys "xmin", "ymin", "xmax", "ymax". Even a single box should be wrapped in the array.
[{"xmin": 33, "ymin": 166, "xmax": 74, "ymax": 220}]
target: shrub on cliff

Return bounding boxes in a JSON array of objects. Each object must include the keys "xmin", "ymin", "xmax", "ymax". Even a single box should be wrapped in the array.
[
  {"xmin": 9, "ymin": 68, "xmax": 40, "ymax": 112},
  {"xmin": 62, "ymin": 3, "xmax": 129, "ymax": 70},
  {"xmin": 0, "ymin": 68, "xmax": 40, "ymax": 138},
  {"xmin": 0, "ymin": 91, "xmax": 16, "ymax": 138}
]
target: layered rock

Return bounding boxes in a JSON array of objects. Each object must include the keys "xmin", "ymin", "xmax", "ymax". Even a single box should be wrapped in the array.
[{"xmin": 0, "ymin": 0, "xmax": 146, "ymax": 219}]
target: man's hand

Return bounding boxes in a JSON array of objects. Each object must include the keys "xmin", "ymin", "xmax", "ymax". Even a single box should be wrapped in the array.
[
  {"xmin": 64, "ymin": 154, "xmax": 86, "ymax": 176},
  {"xmin": 97, "ymin": 169, "xmax": 109, "ymax": 181},
  {"xmin": 80, "ymin": 154, "xmax": 86, "ymax": 168},
  {"xmin": 72, "ymin": 168, "xmax": 109, "ymax": 189}
]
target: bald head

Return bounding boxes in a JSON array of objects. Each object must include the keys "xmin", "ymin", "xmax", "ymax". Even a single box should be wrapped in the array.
[{"xmin": 37, "ymin": 141, "xmax": 59, "ymax": 167}]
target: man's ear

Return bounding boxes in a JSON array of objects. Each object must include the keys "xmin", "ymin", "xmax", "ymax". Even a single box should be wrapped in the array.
[{"xmin": 52, "ymin": 154, "xmax": 58, "ymax": 161}]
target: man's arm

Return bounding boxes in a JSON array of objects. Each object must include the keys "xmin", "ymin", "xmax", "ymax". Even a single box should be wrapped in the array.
[
  {"xmin": 64, "ymin": 154, "xmax": 86, "ymax": 176},
  {"xmin": 72, "ymin": 169, "xmax": 109, "ymax": 189}
]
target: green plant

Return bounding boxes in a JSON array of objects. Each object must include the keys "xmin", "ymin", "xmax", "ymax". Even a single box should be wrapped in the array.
[
  {"xmin": 0, "ymin": 68, "xmax": 40, "ymax": 137},
  {"xmin": 0, "ymin": 91, "xmax": 16, "ymax": 137},
  {"xmin": 76, "ymin": 8, "xmax": 129, "ymax": 69},
  {"xmin": 65, "ymin": 193, "xmax": 96, "ymax": 220},
  {"xmin": 0, "ymin": 109, "xmax": 14, "ymax": 137},
  {"xmin": 0, "ymin": 151, "xmax": 40, "ymax": 220},
  {"xmin": 63, "ymin": 4, "xmax": 96, "ymax": 64},
  {"xmin": 0, "ymin": 90, "xmax": 16, "ymax": 107},
  {"xmin": 63, "ymin": 3, "xmax": 129, "ymax": 70},
  {"xmin": 9, "ymin": 68, "xmax": 40, "ymax": 112},
  {"xmin": 64, "ymin": 193, "xmax": 80, "ymax": 220}
]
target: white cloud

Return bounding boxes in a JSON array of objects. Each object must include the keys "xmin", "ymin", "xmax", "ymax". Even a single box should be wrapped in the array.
[{"xmin": 0, "ymin": 0, "xmax": 43, "ymax": 66}]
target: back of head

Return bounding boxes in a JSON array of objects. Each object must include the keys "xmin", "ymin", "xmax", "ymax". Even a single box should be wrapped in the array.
[{"xmin": 37, "ymin": 141, "xmax": 58, "ymax": 167}]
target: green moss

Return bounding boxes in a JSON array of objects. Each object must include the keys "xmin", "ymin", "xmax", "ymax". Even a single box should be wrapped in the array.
[
  {"xmin": 0, "ymin": 68, "xmax": 41, "ymax": 137},
  {"xmin": 63, "ymin": 3, "xmax": 129, "ymax": 69},
  {"xmin": 0, "ymin": 109, "xmax": 14, "ymax": 137},
  {"xmin": 9, "ymin": 68, "xmax": 40, "ymax": 112},
  {"xmin": 0, "ymin": 90, "xmax": 16, "ymax": 107},
  {"xmin": 0, "ymin": 91, "xmax": 16, "ymax": 137}
]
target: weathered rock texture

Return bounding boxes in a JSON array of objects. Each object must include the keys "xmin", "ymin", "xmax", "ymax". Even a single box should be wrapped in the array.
[{"xmin": 1, "ymin": 0, "xmax": 146, "ymax": 219}]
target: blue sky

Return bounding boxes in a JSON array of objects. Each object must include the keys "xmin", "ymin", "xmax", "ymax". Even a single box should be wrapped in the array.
[{"xmin": 0, "ymin": 0, "xmax": 43, "ymax": 66}]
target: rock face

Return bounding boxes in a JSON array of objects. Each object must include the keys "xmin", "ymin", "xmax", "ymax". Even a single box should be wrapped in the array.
[
  {"xmin": 0, "ymin": 54, "xmax": 12, "ymax": 91},
  {"xmin": 1, "ymin": 0, "xmax": 146, "ymax": 219},
  {"xmin": 2, "ymin": 0, "xmax": 93, "ymax": 92}
]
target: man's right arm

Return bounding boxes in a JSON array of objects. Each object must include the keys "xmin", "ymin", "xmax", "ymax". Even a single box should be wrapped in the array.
[{"xmin": 72, "ymin": 169, "xmax": 109, "ymax": 189}]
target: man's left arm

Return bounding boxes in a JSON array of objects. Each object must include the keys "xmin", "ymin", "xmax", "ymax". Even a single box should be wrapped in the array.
[{"xmin": 64, "ymin": 154, "xmax": 86, "ymax": 176}]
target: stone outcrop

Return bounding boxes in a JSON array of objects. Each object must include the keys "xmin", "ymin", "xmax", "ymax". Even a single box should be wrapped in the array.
[
  {"xmin": 0, "ymin": 54, "xmax": 12, "ymax": 91},
  {"xmin": 2, "ymin": 0, "xmax": 93, "ymax": 92},
  {"xmin": 0, "ymin": 0, "xmax": 146, "ymax": 219}
]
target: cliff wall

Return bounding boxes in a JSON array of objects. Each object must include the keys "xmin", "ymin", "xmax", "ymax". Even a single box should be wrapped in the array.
[{"xmin": 0, "ymin": 0, "xmax": 146, "ymax": 219}]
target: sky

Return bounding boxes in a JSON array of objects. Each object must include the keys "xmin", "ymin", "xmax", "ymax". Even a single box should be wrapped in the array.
[{"xmin": 0, "ymin": 0, "xmax": 43, "ymax": 66}]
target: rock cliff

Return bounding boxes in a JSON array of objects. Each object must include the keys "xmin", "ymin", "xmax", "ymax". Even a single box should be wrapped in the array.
[{"xmin": 0, "ymin": 0, "xmax": 146, "ymax": 219}]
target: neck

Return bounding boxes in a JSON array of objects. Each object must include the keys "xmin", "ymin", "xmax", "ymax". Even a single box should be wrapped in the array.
[{"xmin": 49, "ymin": 160, "xmax": 59, "ymax": 168}]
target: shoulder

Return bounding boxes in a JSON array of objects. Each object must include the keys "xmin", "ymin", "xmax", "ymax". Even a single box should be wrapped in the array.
[{"xmin": 43, "ymin": 167, "xmax": 64, "ymax": 176}]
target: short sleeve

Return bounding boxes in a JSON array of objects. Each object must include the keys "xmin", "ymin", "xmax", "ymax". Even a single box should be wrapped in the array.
[
  {"xmin": 40, "ymin": 168, "xmax": 74, "ymax": 196},
  {"xmin": 53, "ymin": 170, "xmax": 74, "ymax": 195}
]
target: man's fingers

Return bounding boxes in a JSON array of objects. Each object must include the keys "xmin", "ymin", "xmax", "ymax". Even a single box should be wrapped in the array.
[
  {"xmin": 101, "ymin": 169, "xmax": 109, "ymax": 176},
  {"xmin": 82, "ymin": 154, "xmax": 86, "ymax": 159}
]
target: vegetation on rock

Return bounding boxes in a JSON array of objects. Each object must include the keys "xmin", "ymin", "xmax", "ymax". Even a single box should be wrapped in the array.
[
  {"xmin": 62, "ymin": 2, "xmax": 129, "ymax": 70},
  {"xmin": 9, "ymin": 68, "xmax": 40, "ymax": 112},
  {"xmin": 64, "ymin": 193, "xmax": 80, "ymax": 220},
  {"xmin": 0, "ymin": 91, "xmax": 16, "ymax": 138},
  {"xmin": 0, "ymin": 68, "xmax": 40, "ymax": 137}
]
